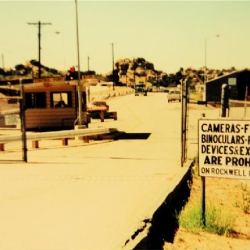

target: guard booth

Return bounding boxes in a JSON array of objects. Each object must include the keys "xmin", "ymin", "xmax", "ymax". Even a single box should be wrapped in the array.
[{"xmin": 0, "ymin": 81, "xmax": 88, "ymax": 131}]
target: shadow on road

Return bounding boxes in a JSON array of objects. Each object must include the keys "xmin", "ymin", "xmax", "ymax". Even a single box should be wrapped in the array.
[{"xmin": 118, "ymin": 133, "xmax": 151, "ymax": 140}]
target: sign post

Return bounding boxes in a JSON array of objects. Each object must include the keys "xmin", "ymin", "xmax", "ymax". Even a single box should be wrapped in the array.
[{"xmin": 200, "ymin": 113, "xmax": 206, "ymax": 227}]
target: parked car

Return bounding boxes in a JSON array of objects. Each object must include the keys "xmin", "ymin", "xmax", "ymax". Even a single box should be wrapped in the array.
[
  {"xmin": 167, "ymin": 89, "xmax": 181, "ymax": 102},
  {"xmin": 163, "ymin": 87, "xmax": 170, "ymax": 93},
  {"xmin": 86, "ymin": 100, "xmax": 109, "ymax": 113}
]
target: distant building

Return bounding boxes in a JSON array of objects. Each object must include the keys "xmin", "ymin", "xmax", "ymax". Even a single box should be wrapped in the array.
[{"xmin": 206, "ymin": 69, "xmax": 250, "ymax": 103}]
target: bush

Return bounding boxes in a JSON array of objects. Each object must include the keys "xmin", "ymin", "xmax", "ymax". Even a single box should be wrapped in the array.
[
  {"xmin": 205, "ymin": 203, "xmax": 235, "ymax": 235},
  {"xmin": 178, "ymin": 201, "xmax": 202, "ymax": 233},
  {"xmin": 178, "ymin": 200, "xmax": 235, "ymax": 235}
]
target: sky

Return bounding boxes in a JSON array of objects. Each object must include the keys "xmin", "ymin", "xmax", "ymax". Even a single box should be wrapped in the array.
[{"xmin": 1, "ymin": 0, "xmax": 250, "ymax": 75}]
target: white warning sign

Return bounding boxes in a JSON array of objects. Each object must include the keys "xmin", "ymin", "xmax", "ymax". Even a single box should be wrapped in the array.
[{"xmin": 198, "ymin": 119, "xmax": 250, "ymax": 180}]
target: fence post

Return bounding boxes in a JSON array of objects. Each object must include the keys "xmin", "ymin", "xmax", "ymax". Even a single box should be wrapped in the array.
[
  {"xmin": 221, "ymin": 83, "xmax": 229, "ymax": 117},
  {"xmin": 20, "ymin": 79, "xmax": 28, "ymax": 162},
  {"xmin": 244, "ymin": 86, "xmax": 248, "ymax": 118}
]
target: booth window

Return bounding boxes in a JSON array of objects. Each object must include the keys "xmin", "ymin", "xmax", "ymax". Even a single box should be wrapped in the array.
[
  {"xmin": 25, "ymin": 92, "xmax": 46, "ymax": 108},
  {"xmin": 51, "ymin": 92, "xmax": 72, "ymax": 108}
]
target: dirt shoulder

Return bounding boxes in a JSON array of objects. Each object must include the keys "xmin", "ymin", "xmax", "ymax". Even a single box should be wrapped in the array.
[{"xmin": 164, "ymin": 167, "xmax": 250, "ymax": 250}]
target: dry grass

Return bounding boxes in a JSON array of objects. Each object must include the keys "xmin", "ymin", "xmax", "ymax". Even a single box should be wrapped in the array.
[{"xmin": 163, "ymin": 165, "xmax": 250, "ymax": 250}]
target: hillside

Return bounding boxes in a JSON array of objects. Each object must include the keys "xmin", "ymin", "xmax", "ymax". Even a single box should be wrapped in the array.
[
  {"xmin": 0, "ymin": 58, "xmax": 237, "ymax": 89},
  {"xmin": 112, "ymin": 57, "xmax": 236, "ymax": 88}
]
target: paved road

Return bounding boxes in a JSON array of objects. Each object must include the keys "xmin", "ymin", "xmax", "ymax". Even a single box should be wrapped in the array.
[{"xmin": 0, "ymin": 92, "xmax": 219, "ymax": 249}]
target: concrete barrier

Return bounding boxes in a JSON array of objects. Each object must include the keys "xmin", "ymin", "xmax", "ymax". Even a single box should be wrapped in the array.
[{"xmin": 90, "ymin": 86, "xmax": 134, "ymax": 102}]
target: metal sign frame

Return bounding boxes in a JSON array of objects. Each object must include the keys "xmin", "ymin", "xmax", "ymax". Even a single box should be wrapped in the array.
[{"xmin": 198, "ymin": 118, "xmax": 250, "ymax": 180}]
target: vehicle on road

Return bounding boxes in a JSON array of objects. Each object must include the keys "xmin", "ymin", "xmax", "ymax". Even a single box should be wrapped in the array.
[
  {"xmin": 163, "ymin": 87, "xmax": 170, "ymax": 92},
  {"xmin": 86, "ymin": 100, "xmax": 109, "ymax": 113},
  {"xmin": 135, "ymin": 83, "xmax": 147, "ymax": 96},
  {"xmin": 167, "ymin": 89, "xmax": 181, "ymax": 102}
]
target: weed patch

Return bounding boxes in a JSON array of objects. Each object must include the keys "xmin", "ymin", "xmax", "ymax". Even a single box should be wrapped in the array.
[{"xmin": 178, "ymin": 163, "xmax": 236, "ymax": 236}]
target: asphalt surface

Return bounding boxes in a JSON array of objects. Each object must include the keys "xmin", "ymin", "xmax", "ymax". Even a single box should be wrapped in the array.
[{"xmin": 0, "ymin": 93, "xmax": 219, "ymax": 249}]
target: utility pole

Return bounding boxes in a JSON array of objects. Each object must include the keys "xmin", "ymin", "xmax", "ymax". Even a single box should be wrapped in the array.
[
  {"xmin": 204, "ymin": 35, "xmax": 220, "ymax": 103},
  {"xmin": 28, "ymin": 21, "xmax": 52, "ymax": 78},
  {"xmin": 203, "ymin": 38, "xmax": 207, "ymax": 102},
  {"xmin": 1, "ymin": 54, "xmax": 4, "ymax": 69},
  {"xmin": 111, "ymin": 43, "xmax": 115, "ymax": 90},
  {"xmin": 87, "ymin": 56, "xmax": 90, "ymax": 71}
]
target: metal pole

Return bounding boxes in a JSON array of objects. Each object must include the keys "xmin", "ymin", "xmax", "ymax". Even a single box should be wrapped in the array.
[
  {"xmin": 2, "ymin": 54, "xmax": 4, "ymax": 69},
  {"xmin": 75, "ymin": 0, "xmax": 83, "ymax": 125},
  {"xmin": 181, "ymin": 80, "xmax": 184, "ymax": 167},
  {"xmin": 19, "ymin": 79, "xmax": 27, "ymax": 162},
  {"xmin": 181, "ymin": 79, "xmax": 188, "ymax": 167},
  {"xmin": 201, "ymin": 113, "xmax": 206, "ymax": 227},
  {"xmin": 201, "ymin": 176, "xmax": 206, "ymax": 227},
  {"xmin": 244, "ymin": 86, "xmax": 248, "ymax": 118},
  {"xmin": 38, "ymin": 21, "xmax": 41, "ymax": 78},
  {"xmin": 204, "ymin": 35, "xmax": 220, "ymax": 104},
  {"xmin": 221, "ymin": 83, "xmax": 229, "ymax": 117},
  {"xmin": 112, "ymin": 43, "xmax": 115, "ymax": 90},
  {"xmin": 204, "ymin": 38, "xmax": 207, "ymax": 103}
]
